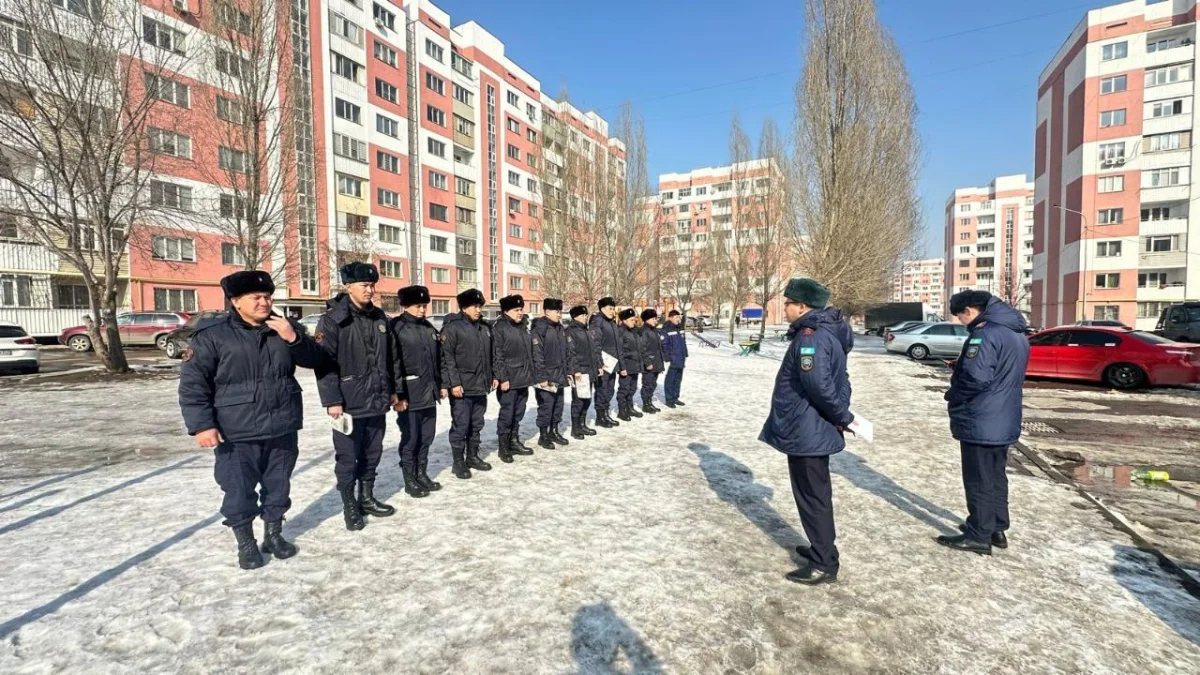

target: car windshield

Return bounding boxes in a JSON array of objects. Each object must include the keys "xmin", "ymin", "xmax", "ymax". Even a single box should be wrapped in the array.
[
  {"xmin": 0, "ymin": 326, "xmax": 27, "ymax": 338},
  {"xmin": 1131, "ymin": 331, "xmax": 1176, "ymax": 345}
]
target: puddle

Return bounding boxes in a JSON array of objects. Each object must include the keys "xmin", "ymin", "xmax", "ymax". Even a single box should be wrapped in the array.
[{"xmin": 1057, "ymin": 461, "xmax": 1200, "ymax": 510}]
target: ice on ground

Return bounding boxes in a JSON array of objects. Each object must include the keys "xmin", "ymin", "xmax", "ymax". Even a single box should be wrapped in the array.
[{"xmin": 1, "ymin": 340, "xmax": 1199, "ymax": 673}]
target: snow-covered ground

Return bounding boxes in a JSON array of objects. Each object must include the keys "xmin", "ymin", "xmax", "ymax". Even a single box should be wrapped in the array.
[{"xmin": 1, "ymin": 339, "xmax": 1198, "ymax": 673}]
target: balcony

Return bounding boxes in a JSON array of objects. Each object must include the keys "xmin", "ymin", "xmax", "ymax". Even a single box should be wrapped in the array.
[
  {"xmin": 1142, "ymin": 112, "xmax": 1193, "ymax": 136},
  {"xmin": 456, "ymin": 250, "xmax": 477, "ymax": 269},
  {"xmin": 1139, "ymin": 217, "xmax": 1189, "ymax": 235},
  {"xmin": 1137, "ymin": 282, "xmax": 1187, "ymax": 301},
  {"xmin": 1139, "ymin": 250, "xmax": 1187, "ymax": 267},
  {"xmin": 1144, "ymin": 41, "xmax": 1195, "ymax": 69},
  {"xmin": 0, "ymin": 241, "xmax": 58, "ymax": 272},
  {"xmin": 1141, "ymin": 184, "xmax": 1191, "ymax": 203},
  {"xmin": 456, "ymin": 220, "xmax": 477, "ymax": 238}
]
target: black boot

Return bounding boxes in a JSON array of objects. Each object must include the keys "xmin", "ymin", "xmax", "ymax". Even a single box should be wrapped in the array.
[
  {"xmin": 497, "ymin": 435, "xmax": 515, "ymax": 463},
  {"xmin": 451, "ymin": 445, "xmax": 472, "ymax": 479},
  {"xmin": 339, "ymin": 485, "xmax": 365, "ymax": 531},
  {"xmin": 664, "ymin": 400, "xmax": 677, "ymax": 409},
  {"xmin": 232, "ymin": 522, "xmax": 264, "ymax": 570},
  {"xmin": 629, "ymin": 403, "xmax": 644, "ymax": 418},
  {"xmin": 936, "ymin": 533, "xmax": 992, "ymax": 555},
  {"xmin": 261, "ymin": 520, "xmax": 297, "ymax": 559},
  {"xmin": 401, "ymin": 467, "xmax": 429, "ymax": 499},
  {"xmin": 617, "ymin": 403, "xmax": 632, "ymax": 422},
  {"xmin": 642, "ymin": 401, "xmax": 660, "ymax": 414},
  {"xmin": 359, "ymin": 478, "xmax": 396, "ymax": 516},
  {"xmin": 674, "ymin": 400, "xmax": 686, "ymax": 406},
  {"xmin": 511, "ymin": 431, "xmax": 534, "ymax": 455},
  {"xmin": 596, "ymin": 410, "xmax": 618, "ymax": 428},
  {"xmin": 958, "ymin": 523, "xmax": 1008, "ymax": 549},
  {"xmin": 551, "ymin": 425, "xmax": 570, "ymax": 445},
  {"xmin": 538, "ymin": 428, "xmax": 556, "ymax": 450},
  {"xmin": 467, "ymin": 443, "xmax": 492, "ymax": 471},
  {"xmin": 571, "ymin": 417, "xmax": 587, "ymax": 440},
  {"xmin": 417, "ymin": 458, "xmax": 442, "ymax": 492},
  {"xmin": 581, "ymin": 417, "xmax": 597, "ymax": 436}
]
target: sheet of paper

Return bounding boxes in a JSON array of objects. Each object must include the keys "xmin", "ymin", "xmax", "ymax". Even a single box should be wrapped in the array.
[
  {"xmin": 848, "ymin": 411, "xmax": 873, "ymax": 443},
  {"xmin": 535, "ymin": 382, "xmax": 559, "ymax": 393},
  {"xmin": 574, "ymin": 375, "xmax": 592, "ymax": 399},
  {"xmin": 331, "ymin": 411, "xmax": 354, "ymax": 436},
  {"xmin": 601, "ymin": 351, "xmax": 619, "ymax": 372}
]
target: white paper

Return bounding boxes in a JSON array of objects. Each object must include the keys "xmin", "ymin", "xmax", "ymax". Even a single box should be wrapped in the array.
[
  {"xmin": 573, "ymin": 375, "xmax": 592, "ymax": 399},
  {"xmin": 535, "ymin": 382, "xmax": 559, "ymax": 393},
  {"xmin": 601, "ymin": 351, "xmax": 619, "ymax": 372},
  {"xmin": 848, "ymin": 411, "xmax": 873, "ymax": 443},
  {"xmin": 331, "ymin": 411, "xmax": 354, "ymax": 436}
]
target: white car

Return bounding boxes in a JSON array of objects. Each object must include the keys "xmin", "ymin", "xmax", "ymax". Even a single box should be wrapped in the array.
[
  {"xmin": 299, "ymin": 314, "xmax": 322, "ymax": 336},
  {"xmin": 885, "ymin": 322, "xmax": 969, "ymax": 360},
  {"xmin": 0, "ymin": 322, "xmax": 40, "ymax": 374}
]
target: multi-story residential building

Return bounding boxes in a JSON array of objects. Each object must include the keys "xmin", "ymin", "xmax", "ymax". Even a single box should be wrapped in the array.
[
  {"xmin": 945, "ymin": 174, "xmax": 1036, "ymax": 314},
  {"xmin": 893, "ymin": 258, "xmax": 946, "ymax": 316},
  {"xmin": 1034, "ymin": 0, "xmax": 1200, "ymax": 330}
]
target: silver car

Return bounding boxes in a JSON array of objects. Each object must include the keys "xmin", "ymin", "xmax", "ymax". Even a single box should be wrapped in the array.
[{"xmin": 885, "ymin": 322, "xmax": 969, "ymax": 360}]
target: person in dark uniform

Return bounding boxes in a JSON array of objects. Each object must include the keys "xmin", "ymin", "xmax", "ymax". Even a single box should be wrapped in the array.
[
  {"xmin": 661, "ymin": 310, "xmax": 689, "ymax": 408},
  {"xmin": 179, "ymin": 270, "xmax": 326, "ymax": 569},
  {"xmin": 938, "ymin": 290, "xmax": 1030, "ymax": 555},
  {"xmin": 760, "ymin": 278, "xmax": 854, "ymax": 586},
  {"xmin": 391, "ymin": 285, "xmax": 444, "ymax": 498},
  {"xmin": 615, "ymin": 308, "xmax": 643, "ymax": 422},
  {"xmin": 565, "ymin": 305, "xmax": 599, "ymax": 439},
  {"xmin": 532, "ymin": 298, "xmax": 575, "ymax": 449},
  {"xmin": 588, "ymin": 297, "xmax": 622, "ymax": 428},
  {"xmin": 492, "ymin": 294, "xmax": 537, "ymax": 462},
  {"xmin": 440, "ymin": 289, "xmax": 494, "ymax": 479},
  {"xmin": 636, "ymin": 309, "xmax": 666, "ymax": 414},
  {"xmin": 315, "ymin": 262, "xmax": 399, "ymax": 531}
]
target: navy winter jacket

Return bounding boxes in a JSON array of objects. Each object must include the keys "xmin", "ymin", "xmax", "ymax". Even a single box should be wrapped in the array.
[
  {"xmin": 661, "ymin": 322, "xmax": 688, "ymax": 366},
  {"xmin": 637, "ymin": 324, "xmax": 666, "ymax": 373},
  {"xmin": 178, "ymin": 312, "xmax": 326, "ymax": 443},
  {"xmin": 566, "ymin": 318, "xmax": 598, "ymax": 374},
  {"xmin": 391, "ymin": 311, "xmax": 443, "ymax": 410},
  {"xmin": 532, "ymin": 316, "xmax": 576, "ymax": 386},
  {"xmin": 759, "ymin": 308, "xmax": 854, "ymax": 457},
  {"xmin": 314, "ymin": 295, "xmax": 394, "ymax": 418},
  {"xmin": 492, "ymin": 314, "xmax": 537, "ymax": 389},
  {"xmin": 945, "ymin": 297, "xmax": 1029, "ymax": 446},
  {"xmin": 617, "ymin": 324, "xmax": 642, "ymax": 374},
  {"xmin": 440, "ymin": 312, "xmax": 493, "ymax": 396},
  {"xmin": 588, "ymin": 313, "xmax": 621, "ymax": 373}
]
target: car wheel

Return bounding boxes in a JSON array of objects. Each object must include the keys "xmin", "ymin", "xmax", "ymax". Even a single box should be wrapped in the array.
[
  {"xmin": 155, "ymin": 334, "xmax": 170, "ymax": 351},
  {"xmin": 1104, "ymin": 363, "xmax": 1146, "ymax": 390},
  {"xmin": 67, "ymin": 334, "xmax": 92, "ymax": 352},
  {"xmin": 907, "ymin": 344, "xmax": 929, "ymax": 360},
  {"xmin": 165, "ymin": 339, "xmax": 180, "ymax": 359}
]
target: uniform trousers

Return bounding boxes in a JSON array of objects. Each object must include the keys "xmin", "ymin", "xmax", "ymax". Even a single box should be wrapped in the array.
[
  {"xmin": 449, "ymin": 395, "xmax": 487, "ymax": 448},
  {"xmin": 496, "ymin": 386, "xmax": 530, "ymax": 437},
  {"xmin": 640, "ymin": 371, "xmax": 660, "ymax": 404},
  {"xmin": 595, "ymin": 372, "xmax": 617, "ymax": 415},
  {"xmin": 535, "ymin": 387, "xmax": 566, "ymax": 429},
  {"xmin": 664, "ymin": 366, "xmax": 684, "ymax": 403},
  {"xmin": 960, "ymin": 442, "xmax": 1011, "ymax": 541},
  {"xmin": 214, "ymin": 432, "xmax": 299, "ymax": 528},
  {"xmin": 332, "ymin": 414, "xmax": 386, "ymax": 490},
  {"xmin": 618, "ymin": 372, "xmax": 639, "ymax": 407},
  {"xmin": 571, "ymin": 376, "xmax": 594, "ymax": 420},
  {"xmin": 787, "ymin": 454, "xmax": 840, "ymax": 575},
  {"xmin": 397, "ymin": 406, "xmax": 437, "ymax": 471}
]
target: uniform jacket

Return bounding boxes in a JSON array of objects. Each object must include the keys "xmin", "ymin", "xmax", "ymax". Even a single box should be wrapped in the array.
[
  {"xmin": 391, "ymin": 311, "xmax": 443, "ymax": 410},
  {"xmin": 315, "ymin": 294, "xmax": 394, "ymax": 418},
  {"xmin": 566, "ymin": 318, "xmax": 598, "ymax": 374},
  {"xmin": 440, "ymin": 311, "xmax": 493, "ymax": 396},
  {"xmin": 661, "ymin": 322, "xmax": 689, "ymax": 367},
  {"xmin": 617, "ymin": 324, "xmax": 643, "ymax": 374},
  {"xmin": 492, "ymin": 314, "xmax": 537, "ymax": 389},
  {"xmin": 637, "ymin": 324, "xmax": 667, "ymax": 373},
  {"xmin": 588, "ymin": 313, "xmax": 621, "ymax": 373},
  {"xmin": 946, "ymin": 297, "xmax": 1030, "ymax": 446},
  {"xmin": 759, "ymin": 308, "xmax": 854, "ymax": 457},
  {"xmin": 178, "ymin": 312, "xmax": 325, "ymax": 443},
  {"xmin": 532, "ymin": 316, "xmax": 576, "ymax": 386}
]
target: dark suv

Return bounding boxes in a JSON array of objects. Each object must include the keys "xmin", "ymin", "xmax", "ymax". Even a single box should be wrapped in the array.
[
  {"xmin": 1156, "ymin": 303, "xmax": 1200, "ymax": 343},
  {"xmin": 162, "ymin": 310, "xmax": 227, "ymax": 358}
]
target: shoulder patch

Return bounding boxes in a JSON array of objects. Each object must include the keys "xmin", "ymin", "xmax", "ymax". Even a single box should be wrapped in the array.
[
  {"xmin": 800, "ymin": 354, "xmax": 814, "ymax": 371},
  {"xmin": 181, "ymin": 347, "xmax": 194, "ymax": 362},
  {"xmin": 567, "ymin": 336, "xmax": 573, "ymax": 343},
  {"xmin": 799, "ymin": 346, "xmax": 816, "ymax": 355},
  {"xmin": 802, "ymin": 328, "xmax": 814, "ymax": 336},
  {"xmin": 532, "ymin": 337, "xmax": 540, "ymax": 345},
  {"xmin": 315, "ymin": 331, "xmax": 324, "ymax": 344},
  {"xmin": 966, "ymin": 345, "xmax": 980, "ymax": 359},
  {"xmin": 378, "ymin": 323, "xmax": 387, "ymax": 333},
  {"xmin": 968, "ymin": 337, "xmax": 983, "ymax": 345}
]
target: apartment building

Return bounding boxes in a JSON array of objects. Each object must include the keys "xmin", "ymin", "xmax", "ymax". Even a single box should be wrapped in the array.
[
  {"xmin": 1034, "ymin": 0, "xmax": 1200, "ymax": 330},
  {"xmin": 944, "ymin": 175, "xmax": 1036, "ymax": 314},
  {"xmin": 893, "ymin": 258, "xmax": 946, "ymax": 316}
]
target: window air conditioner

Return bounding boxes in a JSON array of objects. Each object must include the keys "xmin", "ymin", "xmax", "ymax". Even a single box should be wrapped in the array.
[{"xmin": 172, "ymin": 0, "xmax": 188, "ymax": 14}]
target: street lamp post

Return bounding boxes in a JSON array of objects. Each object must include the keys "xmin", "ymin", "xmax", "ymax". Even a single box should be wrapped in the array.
[{"xmin": 1052, "ymin": 204, "xmax": 1090, "ymax": 322}]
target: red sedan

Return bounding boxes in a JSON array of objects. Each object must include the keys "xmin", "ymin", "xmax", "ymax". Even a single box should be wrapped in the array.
[{"xmin": 1026, "ymin": 327, "xmax": 1200, "ymax": 389}]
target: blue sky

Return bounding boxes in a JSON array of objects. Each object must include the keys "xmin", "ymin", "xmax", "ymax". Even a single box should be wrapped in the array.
[{"xmin": 437, "ymin": 0, "xmax": 1120, "ymax": 257}]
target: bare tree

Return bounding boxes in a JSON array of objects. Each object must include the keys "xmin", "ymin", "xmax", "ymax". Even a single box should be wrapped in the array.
[
  {"xmin": 748, "ymin": 118, "xmax": 792, "ymax": 339},
  {"xmin": 601, "ymin": 102, "xmax": 653, "ymax": 305},
  {"xmin": 655, "ymin": 199, "xmax": 715, "ymax": 322},
  {"xmin": 0, "ymin": 2, "xmax": 188, "ymax": 372},
  {"xmin": 793, "ymin": 0, "xmax": 922, "ymax": 314},
  {"xmin": 719, "ymin": 115, "xmax": 758, "ymax": 342}
]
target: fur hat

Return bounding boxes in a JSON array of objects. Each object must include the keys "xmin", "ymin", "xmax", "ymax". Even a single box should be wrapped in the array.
[
  {"xmin": 641, "ymin": 309, "xmax": 658, "ymax": 322},
  {"xmin": 398, "ymin": 285, "xmax": 430, "ymax": 307},
  {"xmin": 618, "ymin": 308, "xmax": 636, "ymax": 321},
  {"xmin": 339, "ymin": 261, "xmax": 379, "ymax": 285},
  {"xmin": 783, "ymin": 278, "xmax": 831, "ymax": 309},
  {"xmin": 457, "ymin": 288, "xmax": 485, "ymax": 309},
  {"xmin": 221, "ymin": 270, "xmax": 274, "ymax": 299},
  {"xmin": 500, "ymin": 294, "xmax": 524, "ymax": 312},
  {"xmin": 543, "ymin": 298, "xmax": 564, "ymax": 312},
  {"xmin": 569, "ymin": 305, "xmax": 588, "ymax": 319},
  {"xmin": 598, "ymin": 296, "xmax": 616, "ymax": 310},
  {"xmin": 667, "ymin": 310, "xmax": 681, "ymax": 317},
  {"xmin": 949, "ymin": 290, "xmax": 993, "ymax": 315}
]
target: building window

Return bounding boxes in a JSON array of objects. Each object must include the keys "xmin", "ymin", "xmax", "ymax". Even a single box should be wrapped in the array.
[
  {"xmin": 376, "ymin": 114, "xmax": 399, "ymax": 138},
  {"xmin": 152, "ymin": 235, "xmax": 195, "ymax": 262},
  {"xmin": 1146, "ymin": 132, "xmax": 1185, "ymax": 152},
  {"xmin": 507, "ymin": 144, "xmax": 520, "ymax": 160},
  {"xmin": 0, "ymin": 275, "xmax": 33, "ymax": 307},
  {"xmin": 426, "ymin": 105, "xmax": 446, "ymax": 126},
  {"xmin": 148, "ymin": 128, "xmax": 191, "ymax": 159},
  {"xmin": 453, "ymin": 84, "xmax": 473, "ymax": 106},
  {"xmin": 54, "ymin": 283, "xmax": 90, "ymax": 309},
  {"xmin": 153, "ymin": 288, "xmax": 197, "ymax": 312},
  {"xmin": 1138, "ymin": 301, "xmax": 1170, "ymax": 318},
  {"xmin": 1142, "ymin": 206, "xmax": 1171, "ymax": 221},
  {"xmin": 144, "ymin": 73, "xmax": 189, "ymax": 107},
  {"xmin": 1148, "ymin": 37, "xmax": 1186, "ymax": 53},
  {"xmin": 374, "ymin": 41, "xmax": 397, "ymax": 67},
  {"xmin": 336, "ymin": 173, "xmax": 363, "ymax": 198},
  {"xmin": 1096, "ymin": 241, "xmax": 1122, "ymax": 257},
  {"xmin": 958, "ymin": 274, "xmax": 968, "ymax": 282},
  {"xmin": 509, "ymin": 224, "xmax": 522, "ymax": 238},
  {"xmin": 959, "ymin": 232, "xmax": 970, "ymax": 241},
  {"xmin": 509, "ymin": 250, "xmax": 522, "ymax": 264},
  {"xmin": 1101, "ymin": 41, "xmax": 1128, "ymax": 61},
  {"xmin": 377, "ymin": 188, "xmax": 400, "ymax": 209},
  {"xmin": 150, "ymin": 180, "xmax": 193, "ymax": 211},
  {"xmin": 1097, "ymin": 141, "xmax": 1125, "ymax": 164},
  {"xmin": 220, "ymin": 243, "xmax": 246, "ymax": 266},
  {"xmin": 331, "ymin": 52, "xmax": 362, "ymax": 82},
  {"xmin": 335, "ymin": 98, "xmax": 362, "ymax": 124},
  {"xmin": 425, "ymin": 72, "xmax": 445, "ymax": 96},
  {"xmin": 508, "ymin": 170, "xmax": 520, "ymax": 187},
  {"xmin": 428, "ymin": 171, "xmax": 448, "ymax": 190},
  {"xmin": 427, "ymin": 299, "xmax": 448, "ymax": 315},
  {"xmin": 1151, "ymin": 99, "xmax": 1184, "ymax": 118},
  {"xmin": 528, "ymin": 204, "xmax": 539, "ymax": 219},
  {"xmin": 507, "ymin": 118, "xmax": 520, "ymax": 133},
  {"xmin": 958, "ymin": 204, "xmax": 970, "ymax": 212},
  {"xmin": 958, "ymin": 259, "xmax": 970, "ymax": 268},
  {"xmin": 380, "ymin": 259, "xmax": 403, "ymax": 278},
  {"xmin": 451, "ymin": 52, "xmax": 473, "ymax": 77},
  {"xmin": 332, "ymin": 133, "xmax": 367, "ymax": 162},
  {"xmin": 330, "ymin": 12, "xmax": 363, "ymax": 46},
  {"xmin": 1093, "ymin": 305, "xmax": 1120, "ymax": 322},
  {"xmin": 1139, "ymin": 272, "xmax": 1170, "ymax": 288},
  {"xmin": 429, "ymin": 235, "xmax": 448, "ymax": 253},
  {"xmin": 527, "ymin": 128, "xmax": 537, "ymax": 143},
  {"xmin": 456, "ymin": 206, "xmax": 474, "ymax": 225},
  {"xmin": 428, "ymin": 138, "xmax": 446, "ymax": 157},
  {"xmin": 455, "ymin": 115, "xmax": 475, "ymax": 137},
  {"xmin": 142, "ymin": 17, "xmax": 187, "ymax": 55},
  {"xmin": 1144, "ymin": 166, "xmax": 1188, "ymax": 187},
  {"xmin": 216, "ymin": 96, "xmax": 246, "ymax": 125},
  {"xmin": 958, "ymin": 245, "xmax": 969, "ymax": 254},
  {"xmin": 378, "ymin": 223, "xmax": 402, "ymax": 244},
  {"xmin": 526, "ymin": 103, "xmax": 537, "ymax": 122},
  {"xmin": 372, "ymin": 3, "xmax": 396, "ymax": 30},
  {"xmin": 1097, "ymin": 176, "xmax": 1124, "ymax": 193},
  {"xmin": 218, "ymin": 146, "xmax": 248, "ymax": 173},
  {"xmin": 1100, "ymin": 75, "xmax": 1127, "ymax": 94},
  {"xmin": 373, "ymin": 78, "xmax": 398, "ymax": 104},
  {"xmin": 507, "ymin": 90, "xmax": 519, "ymax": 107},
  {"xmin": 508, "ymin": 197, "xmax": 521, "ymax": 213},
  {"xmin": 431, "ymin": 267, "xmax": 450, "ymax": 283},
  {"xmin": 425, "ymin": 39, "xmax": 444, "ymax": 62},
  {"xmin": 458, "ymin": 268, "xmax": 477, "ymax": 283},
  {"xmin": 215, "ymin": 49, "xmax": 249, "ymax": 79},
  {"xmin": 1097, "ymin": 208, "xmax": 1123, "ymax": 225},
  {"xmin": 509, "ymin": 275, "xmax": 523, "ymax": 289},
  {"xmin": 429, "ymin": 203, "xmax": 449, "ymax": 221},
  {"xmin": 377, "ymin": 150, "xmax": 400, "ymax": 173},
  {"xmin": 1144, "ymin": 234, "xmax": 1180, "ymax": 252},
  {"xmin": 220, "ymin": 194, "xmax": 246, "ymax": 220},
  {"xmin": 1146, "ymin": 63, "xmax": 1192, "ymax": 88},
  {"xmin": 1094, "ymin": 273, "xmax": 1120, "ymax": 289},
  {"xmin": 1099, "ymin": 109, "xmax": 1126, "ymax": 127}
]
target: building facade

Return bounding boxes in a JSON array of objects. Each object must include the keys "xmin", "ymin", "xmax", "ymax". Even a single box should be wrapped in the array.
[
  {"xmin": 944, "ymin": 174, "xmax": 1036, "ymax": 316},
  {"xmin": 1034, "ymin": 0, "xmax": 1200, "ymax": 330},
  {"xmin": 893, "ymin": 258, "xmax": 946, "ymax": 316}
]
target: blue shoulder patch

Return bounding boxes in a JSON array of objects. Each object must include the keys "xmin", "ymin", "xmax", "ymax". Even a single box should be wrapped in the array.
[
  {"xmin": 799, "ymin": 346, "xmax": 816, "ymax": 355},
  {"xmin": 968, "ymin": 337, "xmax": 983, "ymax": 345}
]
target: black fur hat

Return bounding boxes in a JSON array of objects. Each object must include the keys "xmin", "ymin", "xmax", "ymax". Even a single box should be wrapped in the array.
[
  {"xmin": 544, "ymin": 298, "xmax": 563, "ymax": 312},
  {"xmin": 598, "ymin": 297, "xmax": 616, "ymax": 310},
  {"xmin": 569, "ymin": 305, "xmax": 588, "ymax": 319},
  {"xmin": 950, "ymin": 290, "xmax": 993, "ymax": 315},
  {"xmin": 221, "ymin": 270, "xmax": 274, "ymax": 299},
  {"xmin": 339, "ymin": 261, "xmax": 379, "ymax": 285},
  {"xmin": 457, "ymin": 288, "xmax": 485, "ymax": 308},
  {"xmin": 618, "ymin": 308, "xmax": 636, "ymax": 321},
  {"xmin": 668, "ymin": 310, "xmax": 681, "ymax": 317},
  {"xmin": 398, "ymin": 285, "xmax": 430, "ymax": 307},
  {"xmin": 500, "ymin": 294, "xmax": 525, "ymax": 312},
  {"xmin": 641, "ymin": 309, "xmax": 658, "ymax": 322}
]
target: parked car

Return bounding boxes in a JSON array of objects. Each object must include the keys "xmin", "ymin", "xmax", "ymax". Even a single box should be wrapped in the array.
[
  {"xmin": 1026, "ymin": 327, "xmax": 1200, "ymax": 389},
  {"xmin": 1156, "ymin": 302, "xmax": 1200, "ymax": 343},
  {"xmin": 886, "ymin": 322, "xmax": 969, "ymax": 360},
  {"xmin": 687, "ymin": 315, "xmax": 713, "ymax": 329},
  {"xmin": 162, "ymin": 311, "xmax": 226, "ymax": 359},
  {"xmin": 299, "ymin": 314, "xmax": 322, "ymax": 336},
  {"xmin": 0, "ymin": 322, "xmax": 39, "ymax": 374},
  {"xmin": 58, "ymin": 312, "xmax": 190, "ymax": 352},
  {"xmin": 1075, "ymin": 320, "xmax": 1129, "ymax": 328},
  {"xmin": 883, "ymin": 320, "xmax": 929, "ymax": 340}
]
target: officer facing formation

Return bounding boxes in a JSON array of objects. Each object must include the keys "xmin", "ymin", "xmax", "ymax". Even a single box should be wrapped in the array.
[
  {"xmin": 661, "ymin": 310, "xmax": 688, "ymax": 408},
  {"xmin": 615, "ymin": 308, "xmax": 643, "ymax": 422},
  {"xmin": 565, "ymin": 305, "xmax": 599, "ymax": 439},
  {"xmin": 440, "ymin": 289, "xmax": 494, "ymax": 479},
  {"xmin": 532, "ymin": 298, "xmax": 575, "ymax": 450},
  {"xmin": 760, "ymin": 278, "xmax": 854, "ymax": 586},
  {"xmin": 391, "ymin": 285, "xmax": 444, "ymax": 499},
  {"xmin": 492, "ymin": 294, "xmax": 538, "ymax": 462},
  {"xmin": 588, "ymin": 297, "xmax": 622, "ymax": 428},
  {"xmin": 316, "ymin": 262, "xmax": 398, "ymax": 532},
  {"xmin": 636, "ymin": 309, "xmax": 666, "ymax": 414},
  {"xmin": 179, "ymin": 270, "xmax": 326, "ymax": 569},
  {"xmin": 937, "ymin": 290, "xmax": 1030, "ymax": 555}
]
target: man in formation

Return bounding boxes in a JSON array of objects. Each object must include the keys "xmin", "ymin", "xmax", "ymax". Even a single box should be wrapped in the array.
[
  {"xmin": 661, "ymin": 310, "xmax": 688, "ymax": 408},
  {"xmin": 178, "ymin": 270, "xmax": 325, "ymax": 569},
  {"xmin": 316, "ymin": 262, "xmax": 398, "ymax": 531},
  {"xmin": 391, "ymin": 285, "xmax": 444, "ymax": 499},
  {"xmin": 636, "ymin": 309, "xmax": 666, "ymax": 414},
  {"xmin": 615, "ymin": 308, "xmax": 643, "ymax": 422},
  {"xmin": 565, "ymin": 305, "xmax": 599, "ymax": 439},
  {"xmin": 492, "ymin": 294, "xmax": 537, "ymax": 462},
  {"xmin": 588, "ymin": 298, "xmax": 622, "ymax": 428},
  {"xmin": 440, "ymin": 289, "xmax": 494, "ymax": 479},
  {"xmin": 532, "ymin": 298, "xmax": 575, "ymax": 450}
]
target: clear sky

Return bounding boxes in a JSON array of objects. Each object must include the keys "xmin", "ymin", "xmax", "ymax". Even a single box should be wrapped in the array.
[{"xmin": 435, "ymin": 0, "xmax": 1120, "ymax": 258}]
